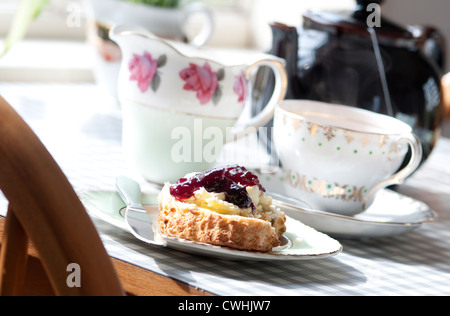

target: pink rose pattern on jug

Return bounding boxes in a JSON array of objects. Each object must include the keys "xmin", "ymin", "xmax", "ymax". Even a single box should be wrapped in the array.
[
  {"xmin": 233, "ymin": 72, "xmax": 247, "ymax": 103},
  {"xmin": 129, "ymin": 52, "xmax": 167, "ymax": 93},
  {"xmin": 180, "ymin": 62, "xmax": 222, "ymax": 105},
  {"xmin": 129, "ymin": 52, "xmax": 247, "ymax": 106}
]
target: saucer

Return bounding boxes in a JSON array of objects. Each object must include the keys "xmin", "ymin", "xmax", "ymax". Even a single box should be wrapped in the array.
[
  {"xmin": 256, "ymin": 171, "xmax": 437, "ymax": 238},
  {"xmin": 79, "ymin": 189, "xmax": 342, "ymax": 261}
]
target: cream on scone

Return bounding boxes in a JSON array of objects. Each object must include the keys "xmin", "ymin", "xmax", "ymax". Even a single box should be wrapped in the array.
[{"xmin": 157, "ymin": 165, "xmax": 286, "ymax": 252}]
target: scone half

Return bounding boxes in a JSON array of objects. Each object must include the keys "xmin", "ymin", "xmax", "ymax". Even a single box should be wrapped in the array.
[
  {"xmin": 158, "ymin": 188, "xmax": 280, "ymax": 252},
  {"xmin": 158, "ymin": 166, "xmax": 287, "ymax": 253}
]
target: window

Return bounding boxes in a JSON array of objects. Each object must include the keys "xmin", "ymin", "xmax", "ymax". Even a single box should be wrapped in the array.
[
  {"xmin": 0, "ymin": 0, "xmax": 86, "ymax": 42},
  {"xmin": 0, "ymin": 0, "xmax": 245, "ymax": 40},
  {"xmin": 1, "ymin": 0, "xmax": 355, "ymax": 47},
  {"xmin": 0, "ymin": 0, "xmax": 355, "ymax": 81},
  {"xmin": 0, "ymin": 0, "xmax": 19, "ymax": 38}
]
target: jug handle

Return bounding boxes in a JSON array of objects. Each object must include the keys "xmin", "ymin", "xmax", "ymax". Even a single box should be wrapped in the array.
[{"xmin": 226, "ymin": 58, "xmax": 288, "ymax": 143}]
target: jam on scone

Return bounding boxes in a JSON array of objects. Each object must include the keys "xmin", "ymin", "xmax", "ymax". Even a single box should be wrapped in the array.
[{"xmin": 158, "ymin": 165, "xmax": 286, "ymax": 252}]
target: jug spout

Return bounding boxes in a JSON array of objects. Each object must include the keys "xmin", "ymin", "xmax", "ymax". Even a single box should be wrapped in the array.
[{"xmin": 270, "ymin": 22, "xmax": 299, "ymax": 98}]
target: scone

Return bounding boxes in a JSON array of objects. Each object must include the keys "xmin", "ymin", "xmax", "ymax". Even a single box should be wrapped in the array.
[{"xmin": 157, "ymin": 165, "xmax": 286, "ymax": 252}]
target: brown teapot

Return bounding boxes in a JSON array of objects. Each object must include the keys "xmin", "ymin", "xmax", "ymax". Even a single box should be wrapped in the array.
[{"xmin": 258, "ymin": 0, "xmax": 446, "ymax": 163}]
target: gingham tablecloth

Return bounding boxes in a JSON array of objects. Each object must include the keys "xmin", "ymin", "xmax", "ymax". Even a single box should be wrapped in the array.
[{"xmin": 1, "ymin": 83, "xmax": 449, "ymax": 296}]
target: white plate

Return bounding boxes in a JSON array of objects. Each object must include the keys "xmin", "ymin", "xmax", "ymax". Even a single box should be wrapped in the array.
[
  {"xmin": 79, "ymin": 190, "xmax": 343, "ymax": 261},
  {"xmin": 257, "ymin": 171, "xmax": 437, "ymax": 238}
]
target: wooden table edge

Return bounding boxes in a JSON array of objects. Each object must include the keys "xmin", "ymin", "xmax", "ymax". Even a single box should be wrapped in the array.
[{"xmin": 0, "ymin": 216, "xmax": 214, "ymax": 296}]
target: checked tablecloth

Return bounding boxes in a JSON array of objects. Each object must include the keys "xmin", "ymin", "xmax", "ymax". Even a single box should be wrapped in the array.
[{"xmin": 1, "ymin": 83, "xmax": 449, "ymax": 296}]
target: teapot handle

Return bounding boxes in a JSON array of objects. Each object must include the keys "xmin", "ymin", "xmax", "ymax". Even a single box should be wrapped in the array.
[
  {"xmin": 226, "ymin": 57, "xmax": 288, "ymax": 143},
  {"xmin": 413, "ymin": 25, "xmax": 446, "ymax": 70}
]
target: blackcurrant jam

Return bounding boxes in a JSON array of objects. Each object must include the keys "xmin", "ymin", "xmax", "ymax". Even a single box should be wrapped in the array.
[{"xmin": 169, "ymin": 165, "xmax": 265, "ymax": 211}]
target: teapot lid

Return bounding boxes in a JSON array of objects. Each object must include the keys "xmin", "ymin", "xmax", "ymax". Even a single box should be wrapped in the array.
[{"xmin": 303, "ymin": 0, "xmax": 417, "ymax": 45}]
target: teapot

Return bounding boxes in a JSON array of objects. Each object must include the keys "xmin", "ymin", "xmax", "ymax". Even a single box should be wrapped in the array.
[{"xmin": 262, "ymin": 0, "xmax": 446, "ymax": 162}]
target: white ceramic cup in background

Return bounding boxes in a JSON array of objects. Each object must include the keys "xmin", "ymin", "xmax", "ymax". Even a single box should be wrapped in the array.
[
  {"xmin": 110, "ymin": 25, "xmax": 287, "ymax": 184},
  {"xmin": 87, "ymin": 0, "xmax": 214, "ymax": 46},
  {"xmin": 273, "ymin": 100, "xmax": 422, "ymax": 216}
]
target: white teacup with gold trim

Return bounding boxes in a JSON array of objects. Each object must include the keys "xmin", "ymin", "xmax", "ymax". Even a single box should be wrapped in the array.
[{"xmin": 274, "ymin": 100, "xmax": 422, "ymax": 216}]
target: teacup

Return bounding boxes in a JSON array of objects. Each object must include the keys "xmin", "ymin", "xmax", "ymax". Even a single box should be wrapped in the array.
[
  {"xmin": 111, "ymin": 25, "xmax": 287, "ymax": 184},
  {"xmin": 273, "ymin": 100, "xmax": 422, "ymax": 216}
]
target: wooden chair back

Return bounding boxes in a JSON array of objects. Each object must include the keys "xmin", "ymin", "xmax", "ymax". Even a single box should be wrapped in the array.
[{"xmin": 0, "ymin": 96, "xmax": 124, "ymax": 296}]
